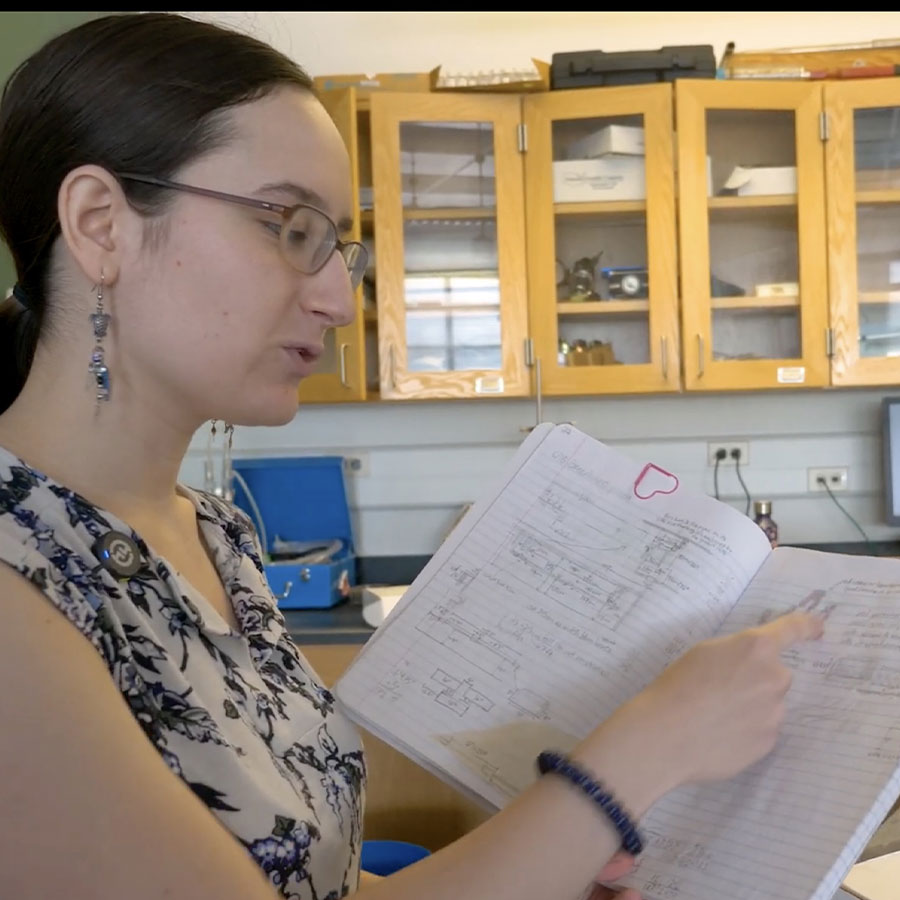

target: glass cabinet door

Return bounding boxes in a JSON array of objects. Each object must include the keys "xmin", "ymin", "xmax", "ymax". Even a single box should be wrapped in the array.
[
  {"xmin": 677, "ymin": 81, "xmax": 829, "ymax": 391},
  {"xmin": 299, "ymin": 87, "xmax": 367, "ymax": 402},
  {"xmin": 827, "ymin": 80, "xmax": 900, "ymax": 386},
  {"xmin": 524, "ymin": 84, "xmax": 680, "ymax": 395},
  {"xmin": 371, "ymin": 93, "xmax": 528, "ymax": 399}
]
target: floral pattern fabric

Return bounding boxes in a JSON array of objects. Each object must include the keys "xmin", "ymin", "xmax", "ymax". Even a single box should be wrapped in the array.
[{"xmin": 0, "ymin": 446, "xmax": 365, "ymax": 899}]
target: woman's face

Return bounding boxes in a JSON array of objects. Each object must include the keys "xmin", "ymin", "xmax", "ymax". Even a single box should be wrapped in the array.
[{"xmin": 115, "ymin": 86, "xmax": 356, "ymax": 428}]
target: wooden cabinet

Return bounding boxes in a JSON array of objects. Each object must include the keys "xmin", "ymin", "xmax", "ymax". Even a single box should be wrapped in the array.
[
  {"xmin": 676, "ymin": 79, "xmax": 830, "ymax": 392},
  {"xmin": 307, "ymin": 77, "xmax": 900, "ymax": 403},
  {"xmin": 298, "ymin": 88, "xmax": 367, "ymax": 403},
  {"xmin": 524, "ymin": 84, "xmax": 680, "ymax": 396},
  {"xmin": 299, "ymin": 642, "xmax": 489, "ymax": 849},
  {"xmin": 371, "ymin": 93, "xmax": 530, "ymax": 400},
  {"xmin": 825, "ymin": 78, "xmax": 900, "ymax": 386}
]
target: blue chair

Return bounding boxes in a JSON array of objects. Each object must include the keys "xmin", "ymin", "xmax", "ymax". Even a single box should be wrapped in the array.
[{"xmin": 361, "ymin": 839, "xmax": 431, "ymax": 876}]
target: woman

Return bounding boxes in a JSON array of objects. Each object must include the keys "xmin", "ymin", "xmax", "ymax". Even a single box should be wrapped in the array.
[{"xmin": 0, "ymin": 13, "xmax": 823, "ymax": 900}]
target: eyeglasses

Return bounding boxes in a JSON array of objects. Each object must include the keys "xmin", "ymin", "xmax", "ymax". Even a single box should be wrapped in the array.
[{"xmin": 116, "ymin": 173, "xmax": 368, "ymax": 289}]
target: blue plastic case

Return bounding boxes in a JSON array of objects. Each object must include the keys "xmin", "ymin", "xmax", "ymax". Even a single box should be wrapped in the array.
[{"xmin": 230, "ymin": 456, "xmax": 356, "ymax": 610}]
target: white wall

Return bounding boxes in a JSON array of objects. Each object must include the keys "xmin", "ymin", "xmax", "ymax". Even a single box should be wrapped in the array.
[
  {"xmin": 181, "ymin": 12, "xmax": 900, "ymax": 557},
  {"xmin": 193, "ymin": 12, "xmax": 900, "ymax": 78}
]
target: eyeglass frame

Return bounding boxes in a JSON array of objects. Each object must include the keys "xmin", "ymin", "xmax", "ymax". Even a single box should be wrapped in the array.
[{"xmin": 115, "ymin": 172, "xmax": 368, "ymax": 287}]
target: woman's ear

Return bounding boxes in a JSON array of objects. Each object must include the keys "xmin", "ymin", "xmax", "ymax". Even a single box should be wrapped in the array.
[{"xmin": 57, "ymin": 165, "xmax": 132, "ymax": 286}]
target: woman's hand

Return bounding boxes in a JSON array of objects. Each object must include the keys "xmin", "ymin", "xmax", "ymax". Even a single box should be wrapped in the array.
[
  {"xmin": 598, "ymin": 611, "xmax": 825, "ymax": 794},
  {"xmin": 585, "ymin": 852, "xmax": 641, "ymax": 900}
]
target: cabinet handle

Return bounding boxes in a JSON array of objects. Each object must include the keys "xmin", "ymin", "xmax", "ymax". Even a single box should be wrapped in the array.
[
  {"xmin": 276, "ymin": 580, "xmax": 294, "ymax": 600},
  {"xmin": 697, "ymin": 334, "xmax": 705, "ymax": 378},
  {"xmin": 521, "ymin": 357, "xmax": 543, "ymax": 433},
  {"xmin": 339, "ymin": 342, "xmax": 349, "ymax": 388},
  {"xmin": 660, "ymin": 336, "xmax": 669, "ymax": 379}
]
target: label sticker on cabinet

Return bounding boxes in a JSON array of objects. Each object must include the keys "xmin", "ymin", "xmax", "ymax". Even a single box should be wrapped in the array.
[
  {"xmin": 475, "ymin": 375, "xmax": 505, "ymax": 394},
  {"xmin": 777, "ymin": 366, "xmax": 805, "ymax": 384}
]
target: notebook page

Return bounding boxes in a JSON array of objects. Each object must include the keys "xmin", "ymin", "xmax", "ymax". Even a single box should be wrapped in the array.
[
  {"xmin": 357, "ymin": 422, "xmax": 559, "ymax": 653},
  {"xmin": 615, "ymin": 547, "xmax": 900, "ymax": 900},
  {"xmin": 336, "ymin": 423, "xmax": 772, "ymax": 811}
]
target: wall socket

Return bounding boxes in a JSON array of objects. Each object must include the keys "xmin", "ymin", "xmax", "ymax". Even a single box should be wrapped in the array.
[
  {"xmin": 808, "ymin": 466, "xmax": 848, "ymax": 492},
  {"xmin": 344, "ymin": 454, "xmax": 370, "ymax": 477},
  {"xmin": 707, "ymin": 441, "xmax": 750, "ymax": 465}
]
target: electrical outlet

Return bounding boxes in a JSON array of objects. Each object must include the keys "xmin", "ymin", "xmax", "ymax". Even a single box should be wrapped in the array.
[
  {"xmin": 707, "ymin": 441, "xmax": 750, "ymax": 465},
  {"xmin": 808, "ymin": 466, "xmax": 848, "ymax": 492},
  {"xmin": 344, "ymin": 454, "xmax": 370, "ymax": 477}
]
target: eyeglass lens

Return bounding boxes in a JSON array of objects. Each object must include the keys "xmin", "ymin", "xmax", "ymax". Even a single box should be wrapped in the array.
[{"xmin": 282, "ymin": 206, "xmax": 367, "ymax": 289}]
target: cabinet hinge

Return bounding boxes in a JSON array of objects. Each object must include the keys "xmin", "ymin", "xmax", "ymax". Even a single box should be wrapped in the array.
[
  {"xmin": 517, "ymin": 122, "xmax": 528, "ymax": 153},
  {"xmin": 524, "ymin": 337, "xmax": 535, "ymax": 367},
  {"xmin": 819, "ymin": 111, "xmax": 830, "ymax": 142},
  {"xmin": 826, "ymin": 327, "xmax": 835, "ymax": 358}
]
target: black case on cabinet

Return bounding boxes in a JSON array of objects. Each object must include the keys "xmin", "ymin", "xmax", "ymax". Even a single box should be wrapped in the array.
[{"xmin": 551, "ymin": 45, "xmax": 717, "ymax": 89}]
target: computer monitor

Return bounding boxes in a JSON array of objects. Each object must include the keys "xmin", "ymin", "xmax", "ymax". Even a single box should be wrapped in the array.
[{"xmin": 881, "ymin": 396, "xmax": 900, "ymax": 525}]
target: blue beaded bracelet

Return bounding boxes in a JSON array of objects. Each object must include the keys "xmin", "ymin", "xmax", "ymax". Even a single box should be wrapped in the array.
[{"xmin": 536, "ymin": 750, "xmax": 645, "ymax": 856}]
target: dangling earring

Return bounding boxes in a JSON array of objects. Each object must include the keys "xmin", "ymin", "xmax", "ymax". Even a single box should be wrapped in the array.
[
  {"xmin": 88, "ymin": 271, "xmax": 111, "ymax": 403},
  {"xmin": 204, "ymin": 420, "xmax": 219, "ymax": 494},
  {"xmin": 204, "ymin": 420, "xmax": 235, "ymax": 499},
  {"xmin": 222, "ymin": 423, "xmax": 235, "ymax": 501}
]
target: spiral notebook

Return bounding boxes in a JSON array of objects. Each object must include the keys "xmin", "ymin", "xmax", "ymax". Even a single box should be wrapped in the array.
[{"xmin": 335, "ymin": 423, "xmax": 900, "ymax": 900}]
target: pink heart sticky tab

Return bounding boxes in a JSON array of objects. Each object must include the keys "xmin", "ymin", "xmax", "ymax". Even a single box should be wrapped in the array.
[{"xmin": 633, "ymin": 463, "xmax": 679, "ymax": 500}]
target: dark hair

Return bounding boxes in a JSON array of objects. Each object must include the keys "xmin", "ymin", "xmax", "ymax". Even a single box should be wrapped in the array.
[{"xmin": 0, "ymin": 12, "xmax": 314, "ymax": 414}]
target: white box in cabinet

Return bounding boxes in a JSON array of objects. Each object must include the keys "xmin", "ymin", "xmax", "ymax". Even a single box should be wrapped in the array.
[
  {"xmin": 566, "ymin": 124, "xmax": 645, "ymax": 159},
  {"xmin": 723, "ymin": 165, "xmax": 797, "ymax": 196},
  {"xmin": 553, "ymin": 156, "xmax": 645, "ymax": 202}
]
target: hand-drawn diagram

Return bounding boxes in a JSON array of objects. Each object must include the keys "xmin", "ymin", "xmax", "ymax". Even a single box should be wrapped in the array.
[
  {"xmin": 636, "ymin": 531, "xmax": 689, "ymax": 585},
  {"xmin": 428, "ymin": 669, "xmax": 493, "ymax": 717},
  {"xmin": 827, "ymin": 656, "xmax": 900, "ymax": 696},
  {"xmin": 417, "ymin": 607, "xmax": 521, "ymax": 680},
  {"xmin": 447, "ymin": 563, "xmax": 478, "ymax": 592},
  {"xmin": 373, "ymin": 659, "xmax": 417, "ymax": 703},
  {"xmin": 507, "ymin": 687, "xmax": 549, "ymax": 720},
  {"xmin": 500, "ymin": 526, "xmax": 651, "ymax": 630}
]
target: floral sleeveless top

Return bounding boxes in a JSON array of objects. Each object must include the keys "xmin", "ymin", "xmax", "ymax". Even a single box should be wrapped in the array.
[{"xmin": 0, "ymin": 446, "xmax": 365, "ymax": 899}]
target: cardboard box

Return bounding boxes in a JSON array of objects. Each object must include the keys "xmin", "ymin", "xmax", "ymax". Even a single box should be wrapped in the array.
[
  {"xmin": 567, "ymin": 124, "xmax": 645, "ymax": 159},
  {"xmin": 722, "ymin": 42, "xmax": 900, "ymax": 80},
  {"xmin": 430, "ymin": 58, "xmax": 550, "ymax": 93},
  {"xmin": 553, "ymin": 156, "xmax": 645, "ymax": 202},
  {"xmin": 313, "ymin": 72, "xmax": 431, "ymax": 95},
  {"xmin": 723, "ymin": 164, "xmax": 796, "ymax": 196}
]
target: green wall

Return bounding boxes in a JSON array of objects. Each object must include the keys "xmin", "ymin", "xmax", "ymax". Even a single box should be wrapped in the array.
[{"xmin": 0, "ymin": 12, "xmax": 109, "ymax": 295}]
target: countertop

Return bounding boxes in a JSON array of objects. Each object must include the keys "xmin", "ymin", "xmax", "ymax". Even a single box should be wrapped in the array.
[
  {"xmin": 284, "ymin": 591, "xmax": 374, "ymax": 645},
  {"xmin": 284, "ymin": 554, "xmax": 428, "ymax": 646}
]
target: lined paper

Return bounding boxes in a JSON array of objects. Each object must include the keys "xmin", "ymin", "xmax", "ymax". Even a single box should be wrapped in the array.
[
  {"xmin": 335, "ymin": 424, "xmax": 900, "ymax": 900},
  {"xmin": 337, "ymin": 424, "xmax": 769, "ymax": 807},
  {"xmin": 617, "ymin": 548, "xmax": 900, "ymax": 900}
]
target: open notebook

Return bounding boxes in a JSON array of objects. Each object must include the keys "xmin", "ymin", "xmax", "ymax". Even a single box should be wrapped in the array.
[{"xmin": 336, "ymin": 423, "xmax": 900, "ymax": 900}]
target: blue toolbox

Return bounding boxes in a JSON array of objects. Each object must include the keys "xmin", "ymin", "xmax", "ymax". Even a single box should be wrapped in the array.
[{"xmin": 230, "ymin": 456, "xmax": 356, "ymax": 610}]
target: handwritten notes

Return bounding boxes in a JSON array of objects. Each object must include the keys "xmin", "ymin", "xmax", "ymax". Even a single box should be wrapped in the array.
[{"xmin": 335, "ymin": 424, "xmax": 900, "ymax": 900}]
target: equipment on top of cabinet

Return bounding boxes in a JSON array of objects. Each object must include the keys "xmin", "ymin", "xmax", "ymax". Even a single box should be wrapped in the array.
[{"xmin": 550, "ymin": 46, "xmax": 717, "ymax": 90}]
